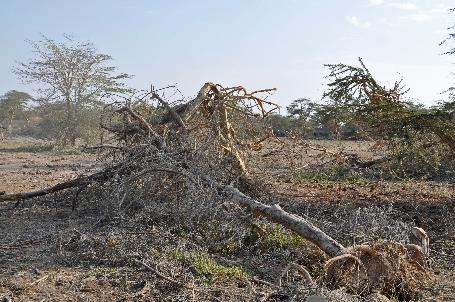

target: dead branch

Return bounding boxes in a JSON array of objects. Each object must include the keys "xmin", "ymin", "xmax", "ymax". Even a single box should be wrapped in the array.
[
  {"xmin": 151, "ymin": 91, "xmax": 186, "ymax": 129},
  {"xmin": 0, "ymin": 177, "xmax": 89, "ymax": 202},
  {"xmin": 222, "ymin": 185, "xmax": 346, "ymax": 257},
  {"xmin": 30, "ymin": 275, "xmax": 49, "ymax": 286},
  {"xmin": 252, "ymin": 276, "xmax": 279, "ymax": 288},
  {"xmin": 117, "ymin": 106, "xmax": 165, "ymax": 149},
  {"xmin": 0, "ymin": 162, "xmax": 124, "ymax": 202}
]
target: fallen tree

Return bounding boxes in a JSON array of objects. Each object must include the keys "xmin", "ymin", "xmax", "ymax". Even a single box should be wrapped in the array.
[{"xmin": 0, "ymin": 83, "xmax": 432, "ymax": 299}]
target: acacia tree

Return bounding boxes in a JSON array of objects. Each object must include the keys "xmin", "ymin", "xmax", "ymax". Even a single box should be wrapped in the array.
[
  {"xmin": 285, "ymin": 98, "xmax": 319, "ymax": 136},
  {"xmin": 286, "ymin": 98, "xmax": 317, "ymax": 119},
  {"xmin": 14, "ymin": 35, "xmax": 132, "ymax": 145},
  {"xmin": 324, "ymin": 58, "xmax": 455, "ymax": 150},
  {"xmin": 0, "ymin": 90, "xmax": 33, "ymax": 132}
]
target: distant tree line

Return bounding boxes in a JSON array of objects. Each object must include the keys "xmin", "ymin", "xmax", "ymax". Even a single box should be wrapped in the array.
[
  {"xmin": 266, "ymin": 98, "xmax": 359, "ymax": 139},
  {"xmin": 0, "ymin": 87, "xmax": 362, "ymax": 143},
  {"xmin": 2, "ymin": 11, "xmax": 455, "ymax": 147},
  {"xmin": 0, "ymin": 90, "xmax": 108, "ymax": 144}
]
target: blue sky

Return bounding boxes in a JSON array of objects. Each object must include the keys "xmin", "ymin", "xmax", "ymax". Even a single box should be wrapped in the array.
[{"xmin": 1, "ymin": 0, "xmax": 454, "ymax": 108}]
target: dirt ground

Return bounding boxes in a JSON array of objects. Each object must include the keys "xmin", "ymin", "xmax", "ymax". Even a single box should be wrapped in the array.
[
  {"xmin": 1, "ymin": 138, "xmax": 454, "ymax": 301},
  {"xmin": 0, "ymin": 139, "xmax": 97, "ymax": 194}
]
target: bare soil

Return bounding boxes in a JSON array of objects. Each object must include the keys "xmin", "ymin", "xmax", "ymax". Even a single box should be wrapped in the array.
[
  {"xmin": 0, "ymin": 139, "xmax": 97, "ymax": 194},
  {"xmin": 1, "ymin": 138, "xmax": 454, "ymax": 301}
]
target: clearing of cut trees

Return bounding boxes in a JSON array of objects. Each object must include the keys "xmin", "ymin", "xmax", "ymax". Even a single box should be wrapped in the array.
[
  {"xmin": 0, "ymin": 83, "xmax": 454, "ymax": 302},
  {"xmin": 2, "ymin": 3, "xmax": 455, "ymax": 301}
]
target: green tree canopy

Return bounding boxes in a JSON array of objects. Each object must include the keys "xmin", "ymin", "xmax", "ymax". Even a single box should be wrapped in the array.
[{"xmin": 0, "ymin": 90, "xmax": 33, "ymax": 130}]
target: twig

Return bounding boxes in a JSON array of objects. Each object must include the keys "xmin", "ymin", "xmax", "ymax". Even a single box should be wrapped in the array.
[
  {"xmin": 81, "ymin": 144, "xmax": 124, "ymax": 152},
  {"xmin": 252, "ymin": 276, "xmax": 278, "ymax": 288},
  {"xmin": 30, "ymin": 274, "xmax": 49, "ymax": 286},
  {"xmin": 134, "ymin": 259, "xmax": 182, "ymax": 285}
]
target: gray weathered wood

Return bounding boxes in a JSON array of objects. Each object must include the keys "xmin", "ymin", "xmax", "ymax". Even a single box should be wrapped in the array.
[{"xmin": 223, "ymin": 185, "xmax": 346, "ymax": 257}]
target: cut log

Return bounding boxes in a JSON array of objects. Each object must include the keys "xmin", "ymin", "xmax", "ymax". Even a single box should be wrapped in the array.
[{"xmin": 222, "ymin": 185, "xmax": 346, "ymax": 257}]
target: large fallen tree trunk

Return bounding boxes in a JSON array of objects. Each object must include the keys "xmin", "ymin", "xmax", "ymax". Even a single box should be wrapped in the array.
[{"xmin": 223, "ymin": 185, "xmax": 346, "ymax": 257}]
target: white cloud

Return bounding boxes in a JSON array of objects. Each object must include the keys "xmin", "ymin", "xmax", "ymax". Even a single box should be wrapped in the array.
[
  {"xmin": 379, "ymin": 17, "xmax": 396, "ymax": 27},
  {"xmin": 429, "ymin": 7, "xmax": 448, "ymax": 14},
  {"xmin": 345, "ymin": 16, "xmax": 371, "ymax": 28},
  {"xmin": 387, "ymin": 2, "xmax": 417, "ymax": 11},
  {"xmin": 434, "ymin": 29, "xmax": 448, "ymax": 36},
  {"xmin": 401, "ymin": 13, "xmax": 431, "ymax": 22},
  {"xmin": 368, "ymin": 0, "xmax": 385, "ymax": 6},
  {"xmin": 345, "ymin": 16, "xmax": 359, "ymax": 25}
]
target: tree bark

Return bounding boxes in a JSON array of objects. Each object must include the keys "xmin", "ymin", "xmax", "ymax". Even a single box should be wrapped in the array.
[{"xmin": 223, "ymin": 185, "xmax": 347, "ymax": 257}]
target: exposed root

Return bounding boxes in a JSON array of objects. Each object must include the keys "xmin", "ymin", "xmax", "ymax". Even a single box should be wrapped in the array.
[
  {"xmin": 323, "ymin": 241, "xmax": 432, "ymax": 299},
  {"xmin": 278, "ymin": 262, "xmax": 314, "ymax": 286}
]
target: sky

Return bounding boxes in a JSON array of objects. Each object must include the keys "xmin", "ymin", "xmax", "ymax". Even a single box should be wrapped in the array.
[{"xmin": 1, "ymin": 0, "xmax": 454, "ymax": 109}]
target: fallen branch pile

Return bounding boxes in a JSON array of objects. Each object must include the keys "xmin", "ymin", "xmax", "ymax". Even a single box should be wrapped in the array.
[{"xmin": 0, "ymin": 83, "xmax": 432, "ymax": 299}]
